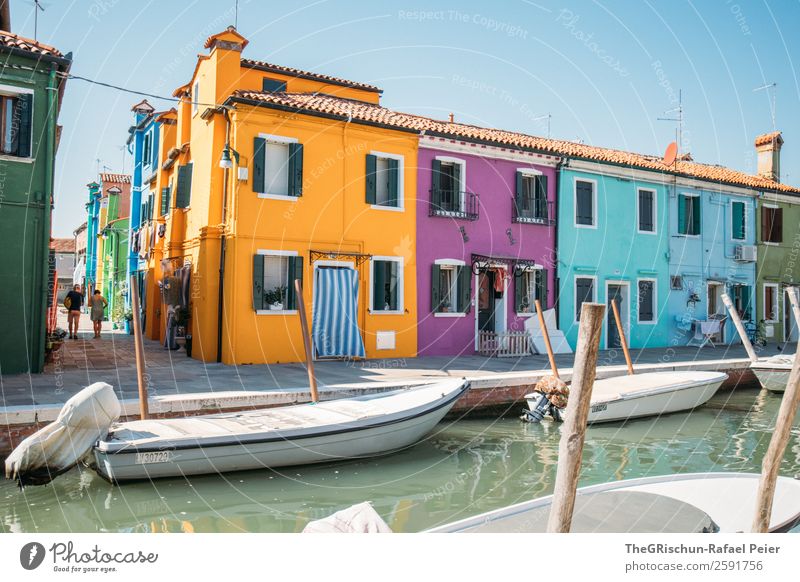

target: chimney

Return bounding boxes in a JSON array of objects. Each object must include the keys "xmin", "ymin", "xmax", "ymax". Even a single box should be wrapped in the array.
[
  {"xmin": 755, "ymin": 131, "xmax": 783, "ymax": 182},
  {"xmin": 0, "ymin": 0, "xmax": 10, "ymax": 32}
]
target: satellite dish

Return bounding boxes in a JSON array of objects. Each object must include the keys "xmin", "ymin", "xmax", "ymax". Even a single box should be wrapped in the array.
[{"xmin": 663, "ymin": 142, "xmax": 678, "ymax": 166}]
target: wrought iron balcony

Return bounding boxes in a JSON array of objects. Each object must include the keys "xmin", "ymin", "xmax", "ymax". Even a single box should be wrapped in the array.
[
  {"xmin": 429, "ymin": 188, "xmax": 479, "ymax": 221},
  {"xmin": 512, "ymin": 197, "xmax": 555, "ymax": 225}
]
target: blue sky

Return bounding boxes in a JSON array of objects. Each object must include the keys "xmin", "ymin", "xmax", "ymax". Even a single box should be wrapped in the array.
[{"xmin": 8, "ymin": 0, "xmax": 799, "ymax": 237}]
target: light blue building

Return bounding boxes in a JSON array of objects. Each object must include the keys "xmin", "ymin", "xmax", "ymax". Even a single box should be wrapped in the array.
[{"xmin": 84, "ymin": 181, "xmax": 101, "ymax": 295}]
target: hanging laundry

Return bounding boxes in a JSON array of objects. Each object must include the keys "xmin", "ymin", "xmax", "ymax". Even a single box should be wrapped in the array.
[{"xmin": 492, "ymin": 267, "xmax": 507, "ymax": 294}]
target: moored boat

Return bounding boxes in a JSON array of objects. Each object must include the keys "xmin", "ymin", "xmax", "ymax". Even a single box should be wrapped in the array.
[{"xmin": 751, "ymin": 354, "xmax": 794, "ymax": 393}]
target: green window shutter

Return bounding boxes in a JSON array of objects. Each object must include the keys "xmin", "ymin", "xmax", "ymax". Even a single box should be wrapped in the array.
[
  {"xmin": 253, "ymin": 137, "xmax": 266, "ymax": 193},
  {"xmin": 431, "ymin": 264, "xmax": 441, "ymax": 312},
  {"xmin": 252, "ymin": 254, "xmax": 265, "ymax": 310},
  {"xmin": 431, "ymin": 159, "xmax": 442, "ymax": 207},
  {"xmin": 732, "ymin": 201, "xmax": 744, "ymax": 240},
  {"xmin": 691, "ymin": 196, "xmax": 701, "ymax": 235},
  {"xmin": 515, "ymin": 171, "xmax": 524, "ymax": 210},
  {"xmin": 678, "ymin": 195, "xmax": 687, "ymax": 234},
  {"xmin": 774, "ymin": 208, "xmax": 783, "ymax": 243},
  {"xmin": 365, "ymin": 154, "xmax": 377, "ymax": 204},
  {"xmin": 537, "ymin": 269, "xmax": 548, "ymax": 310},
  {"xmin": 288, "ymin": 143, "xmax": 303, "ymax": 197},
  {"xmin": 514, "ymin": 270, "xmax": 524, "ymax": 312},
  {"xmin": 743, "ymin": 286, "xmax": 752, "ymax": 321},
  {"xmin": 373, "ymin": 260, "xmax": 387, "ymax": 310},
  {"xmin": 176, "ymin": 163, "xmax": 193, "ymax": 208},
  {"xmin": 537, "ymin": 175, "xmax": 548, "ymax": 219},
  {"xmin": 15, "ymin": 94, "xmax": 32, "ymax": 158},
  {"xmin": 160, "ymin": 187, "xmax": 170, "ymax": 215},
  {"xmin": 285, "ymin": 256, "xmax": 303, "ymax": 310},
  {"xmin": 387, "ymin": 158, "xmax": 399, "ymax": 207},
  {"xmin": 457, "ymin": 265, "xmax": 471, "ymax": 313}
]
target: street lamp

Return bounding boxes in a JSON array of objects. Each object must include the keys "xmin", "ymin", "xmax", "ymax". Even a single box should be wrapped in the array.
[{"xmin": 219, "ymin": 143, "xmax": 240, "ymax": 169}]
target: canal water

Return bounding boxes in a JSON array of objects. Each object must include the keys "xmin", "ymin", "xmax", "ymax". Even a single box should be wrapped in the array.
[{"xmin": 2, "ymin": 386, "xmax": 798, "ymax": 533}]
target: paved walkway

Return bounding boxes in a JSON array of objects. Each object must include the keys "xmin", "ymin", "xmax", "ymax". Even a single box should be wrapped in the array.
[{"xmin": 0, "ymin": 309, "xmax": 787, "ymax": 408}]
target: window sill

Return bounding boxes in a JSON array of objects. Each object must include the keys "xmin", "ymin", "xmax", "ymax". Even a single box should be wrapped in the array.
[
  {"xmin": 0, "ymin": 154, "xmax": 34, "ymax": 164},
  {"xmin": 258, "ymin": 193, "xmax": 299, "ymax": 202},
  {"xmin": 515, "ymin": 312, "xmax": 534, "ymax": 318},
  {"xmin": 434, "ymin": 312, "xmax": 465, "ymax": 318},
  {"xmin": 370, "ymin": 204, "xmax": 404, "ymax": 212},
  {"xmin": 637, "ymin": 229, "xmax": 657, "ymax": 235},
  {"xmin": 637, "ymin": 320, "xmax": 657, "ymax": 325},
  {"xmin": 677, "ymin": 233, "xmax": 701, "ymax": 238},
  {"xmin": 369, "ymin": 309, "xmax": 403, "ymax": 315},
  {"xmin": 255, "ymin": 309, "xmax": 298, "ymax": 316},
  {"xmin": 762, "ymin": 241, "xmax": 781, "ymax": 246},
  {"xmin": 574, "ymin": 222, "xmax": 597, "ymax": 229},
  {"xmin": 764, "ymin": 319, "xmax": 779, "ymax": 324}
]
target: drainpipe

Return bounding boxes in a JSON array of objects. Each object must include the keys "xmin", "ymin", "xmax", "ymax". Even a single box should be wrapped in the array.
[
  {"xmin": 37, "ymin": 64, "xmax": 58, "ymax": 371},
  {"xmin": 216, "ymin": 111, "xmax": 231, "ymax": 363},
  {"xmin": 553, "ymin": 156, "xmax": 566, "ymax": 323}
]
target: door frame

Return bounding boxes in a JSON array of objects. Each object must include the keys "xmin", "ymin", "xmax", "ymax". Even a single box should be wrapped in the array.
[
  {"xmin": 311, "ymin": 259, "xmax": 357, "ymax": 360},
  {"xmin": 473, "ymin": 262, "xmax": 508, "ymax": 351},
  {"xmin": 604, "ymin": 280, "xmax": 630, "ymax": 350}
]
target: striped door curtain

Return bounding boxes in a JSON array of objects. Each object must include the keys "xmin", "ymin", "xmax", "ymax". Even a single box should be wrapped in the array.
[{"xmin": 312, "ymin": 267, "xmax": 366, "ymax": 359}]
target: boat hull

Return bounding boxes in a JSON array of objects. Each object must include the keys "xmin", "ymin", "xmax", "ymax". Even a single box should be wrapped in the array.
[
  {"xmin": 752, "ymin": 367, "xmax": 790, "ymax": 393},
  {"xmin": 94, "ymin": 381, "xmax": 469, "ymax": 482},
  {"xmin": 526, "ymin": 371, "xmax": 726, "ymax": 424}
]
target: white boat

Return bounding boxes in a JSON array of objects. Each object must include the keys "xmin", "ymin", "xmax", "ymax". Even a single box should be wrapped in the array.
[
  {"xmin": 428, "ymin": 472, "xmax": 800, "ymax": 533},
  {"xmin": 525, "ymin": 370, "xmax": 727, "ymax": 424},
  {"xmin": 6, "ymin": 379, "xmax": 470, "ymax": 485},
  {"xmin": 751, "ymin": 354, "xmax": 794, "ymax": 393}
]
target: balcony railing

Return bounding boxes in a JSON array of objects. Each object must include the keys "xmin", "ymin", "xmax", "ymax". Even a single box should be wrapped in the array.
[
  {"xmin": 429, "ymin": 188, "xmax": 479, "ymax": 221},
  {"xmin": 513, "ymin": 197, "xmax": 555, "ymax": 225}
]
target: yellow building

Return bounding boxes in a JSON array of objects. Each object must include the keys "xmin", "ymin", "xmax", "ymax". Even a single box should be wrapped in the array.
[{"xmin": 148, "ymin": 27, "xmax": 418, "ymax": 364}]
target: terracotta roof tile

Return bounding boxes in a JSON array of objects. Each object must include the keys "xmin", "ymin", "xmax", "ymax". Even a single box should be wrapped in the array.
[
  {"xmin": 100, "ymin": 173, "xmax": 131, "ymax": 184},
  {"xmin": 0, "ymin": 29, "xmax": 62, "ymax": 57},
  {"xmin": 50, "ymin": 238, "xmax": 75, "ymax": 253},
  {"xmin": 232, "ymin": 90, "xmax": 800, "ymax": 195},
  {"xmin": 241, "ymin": 58, "xmax": 381, "ymax": 93},
  {"xmin": 754, "ymin": 130, "xmax": 783, "ymax": 147}
]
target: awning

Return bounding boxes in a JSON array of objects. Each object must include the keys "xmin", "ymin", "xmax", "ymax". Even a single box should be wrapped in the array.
[{"xmin": 312, "ymin": 267, "xmax": 365, "ymax": 359}]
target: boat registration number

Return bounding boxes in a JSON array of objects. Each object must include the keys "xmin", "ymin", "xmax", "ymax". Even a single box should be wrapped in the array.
[
  {"xmin": 591, "ymin": 403, "xmax": 608, "ymax": 413},
  {"xmin": 135, "ymin": 451, "xmax": 172, "ymax": 464}
]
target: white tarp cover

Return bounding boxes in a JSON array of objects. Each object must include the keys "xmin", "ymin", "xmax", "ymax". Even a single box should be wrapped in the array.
[
  {"xmin": 5, "ymin": 382, "xmax": 121, "ymax": 486},
  {"xmin": 302, "ymin": 502, "xmax": 393, "ymax": 533}
]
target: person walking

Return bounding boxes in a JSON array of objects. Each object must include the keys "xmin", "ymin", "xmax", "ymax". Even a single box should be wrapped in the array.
[
  {"xmin": 64, "ymin": 284, "xmax": 84, "ymax": 339},
  {"xmin": 88, "ymin": 289, "xmax": 108, "ymax": 338}
]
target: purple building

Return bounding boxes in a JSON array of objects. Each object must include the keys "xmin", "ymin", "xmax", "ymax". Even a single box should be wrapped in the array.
[{"xmin": 416, "ymin": 136, "xmax": 560, "ymax": 356}]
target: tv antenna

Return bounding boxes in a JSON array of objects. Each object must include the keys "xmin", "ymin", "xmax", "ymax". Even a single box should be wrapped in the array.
[
  {"xmin": 28, "ymin": 0, "xmax": 45, "ymax": 40},
  {"xmin": 658, "ymin": 89, "xmax": 684, "ymax": 155},
  {"xmin": 753, "ymin": 82, "xmax": 777, "ymax": 132},
  {"xmin": 531, "ymin": 113, "xmax": 552, "ymax": 138},
  {"xmin": 234, "ymin": 0, "xmax": 239, "ymax": 29}
]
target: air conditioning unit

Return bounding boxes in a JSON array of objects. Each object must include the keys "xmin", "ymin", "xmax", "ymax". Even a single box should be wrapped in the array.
[{"xmin": 734, "ymin": 245, "xmax": 757, "ymax": 262}]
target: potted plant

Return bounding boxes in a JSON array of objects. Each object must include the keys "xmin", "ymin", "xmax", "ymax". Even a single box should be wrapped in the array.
[
  {"xmin": 440, "ymin": 300, "xmax": 451, "ymax": 313},
  {"xmin": 123, "ymin": 310, "xmax": 133, "ymax": 334},
  {"xmin": 265, "ymin": 286, "xmax": 286, "ymax": 310}
]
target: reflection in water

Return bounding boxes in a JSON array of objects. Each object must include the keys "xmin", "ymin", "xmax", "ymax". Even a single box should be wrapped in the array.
[{"xmin": 1, "ymin": 387, "xmax": 798, "ymax": 533}]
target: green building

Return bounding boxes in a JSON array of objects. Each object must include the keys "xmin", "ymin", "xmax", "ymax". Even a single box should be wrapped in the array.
[
  {"xmin": 0, "ymin": 30, "xmax": 70, "ymax": 374},
  {"xmin": 95, "ymin": 174, "xmax": 131, "ymax": 327},
  {"xmin": 754, "ymin": 131, "xmax": 800, "ymax": 345}
]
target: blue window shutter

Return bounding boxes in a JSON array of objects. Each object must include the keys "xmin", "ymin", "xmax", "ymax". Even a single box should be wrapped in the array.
[
  {"xmin": 678, "ymin": 195, "xmax": 687, "ymax": 234},
  {"xmin": 732, "ymin": 202, "xmax": 744, "ymax": 240},
  {"xmin": 288, "ymin": 143, "xmax": 303, "ymax": 197},
  {"xmin": 692, "ymin": 196, "xmax": 701, "ymax": 235},
  {"xmin": 365, "ymin": 154, "xmax": 377, "ymax": 204},
  {"xmin": 387, "ymin": 158, "xmax": 399, "ymax": 207},
  {"xmin": 253, "ymin": 137, "xmax": 266, "ymax": 193}
]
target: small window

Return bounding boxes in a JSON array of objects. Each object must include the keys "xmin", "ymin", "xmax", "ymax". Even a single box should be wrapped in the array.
[
  {"xmin": 0, "ymin": 92, "xmax": 32, "ymax": 158},
  {"xmin": 761, "ymin": 206, "xmax": 783, "ymax": 243},
  {"xmin": 372, "ymin": 259, "xmax": 401, "ymax": 312},
  {"xmin": 192, "ymin": 82, "xmax": 199, "ymax": 114},
  {"xmin": 262, "ymin": 77, "xmax": 287, "ymax": 93},
  {"xmin": 575, "ymin": 180, "xmax": 595, "ymax": 226},
  {"xmin": 731, "ymin": 201, "xmax": 746, "ymax": 240},
  {"xmin": 732, "ymin": 285, "xmax": 752, "ymax": 321},
  {"xmin": 437, "ymin": 265, "xmax": 458, "ymax": 313},
  {"xmin": 515, "ymin": 268, "xmax": 547, "ymax": 313},
  {"xmin": 252, "ymin": 253, "xmax": 303, "ymax": 311},
  {"xmin": 432, "ymin": 159, "xmax": 464, "ymax": 214},
  {"xmin": 515, "ymin": 173, "xmax": 549, "ymax": 222},
  {"xmin": 678, "ymin": 194, "xmax": 701, "ymax": 235},
  {"xmin": 253, "ymin": 137, "xmax": 303, "ymax": 198},
  {"xmin": 432, "ymin": 263, "xmax": 470, "ymax": 314},
  {"xmin": 366, "ymin": 154, "xmax": 401, "ymax": 208},
  {"xmin": 670, "ymin": 275, "xmax": 683, "ymax": 290},
  {"xmin": 575, "ymin": 277, "xmax": 595, "ymax": 321},
  {"xmin": 764, "ymin": 284, "xmax": 779, "ymax": 322},
  {"xmin": 638, "ymin": 189, "xmax": 655, "ymax": 232},
  {"xmin": 143, "ymin": 132, "xmax": 152, "ymax": 168},
  {"xmin": 638, "ymin": 280, "xmax": 655, "ymax": 322}
]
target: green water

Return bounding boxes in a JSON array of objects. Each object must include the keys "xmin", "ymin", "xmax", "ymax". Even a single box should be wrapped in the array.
[{"xmin": 2, "ymin": 387, "xmax": 798, "ymax": 533}]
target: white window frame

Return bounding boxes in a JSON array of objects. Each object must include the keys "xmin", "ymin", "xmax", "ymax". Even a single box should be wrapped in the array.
[
  {"xmin": 256, "ymin": 133, "xmax": 300, "ymax": 201},
  {"xmin": 729, "ymin": 199, "xmax": 748, "ymax": 242},
  {"xmin": 636, "ymin": 187, "xmax": 657, "ymax": 235},
  {"xmin": 192, "ymin": 81, "xmax": 199, "ymax": 115},
  {"xmin": 761, "ymin": 203, "xmax": 780, "ymax": 246},
  {"xmin": 255, "ymin": 249, "xmax": 299, "ymax": 315},
  {"xmin": 434, "ymin": 258, "xmax": 466, "ymax": 318},
  {"xmin": 573, "ymin": 177, "xmax": 598, "ymax": 229},
  {"xmin": 0, "ymin": 83, "xmax": 34, "ymax": 163},
  {"xmin": 763, "ymin": 283, "xmax": 779, "ymax": 323},
  {"xmin": 369, "ymin": 150, "xmax": 405, "ymax": 212},
  {"xmin": 515, "ymin": 265, "xmax": 543, "ymax": 317},
  {"xmin": 574, "ymin": 275, "xmax": 597, "ymax": 323},
  {"xmin": 369, "ymin": 255, "xmax": 404, "ymax": 315},
  {"xmin": 677, "ymin": 192, "xmax": 701, "ymax": 238},
  {"xmin": 435, "ymin": 155, "xmax": 467, "ymax": 215},
  {"xmin": 636, "ymin": 277, "xmax": 658, "ymax": 325}
]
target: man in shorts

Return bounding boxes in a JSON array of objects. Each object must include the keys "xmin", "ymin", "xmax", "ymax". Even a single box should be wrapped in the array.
[{"xmin": 65, "ymin": 284, "xmax": 84, "ymax": 339}]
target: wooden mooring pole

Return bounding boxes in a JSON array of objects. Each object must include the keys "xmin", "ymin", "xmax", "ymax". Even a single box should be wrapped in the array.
[
  {"xmin": 546, "ymin": 302, "xmax": 605, "ymax": 533},
  {"xmin": 295, "ymin": 279, "xmax": 319, "ymax": 403},
  {"xmin": 610, "ymin": 299, "xmax": 634, "ymax": 375},
  {"xmin": 130, "ymin": 275, "xmax": 149, "ymax": 420},
  {"xmin": 535, "ymin": 299, "xmax": 559, "ymax": 378},
  {"xmin": 721, "ymin": 293, "xmax": 759, "ymax": 363},
  {"xmin": 752, "ymin": 348, "xmax": 800, "ymax": 532},
  {"xmin": 786, "ymin": 287, "xmax": 800, "ymax": 332}
]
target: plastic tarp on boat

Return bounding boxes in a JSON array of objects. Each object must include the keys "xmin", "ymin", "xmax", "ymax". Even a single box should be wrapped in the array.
[
  {"xmin": 303, "ymin": 502, "xmax": 393, "ymax": 533},
  {"xmin": 4, "ymin": 382, "xmax": 121, "ymax": 486},
  {"xmin": 312, "ymin": 267, "xmax": 365, "ymax": 359}
]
